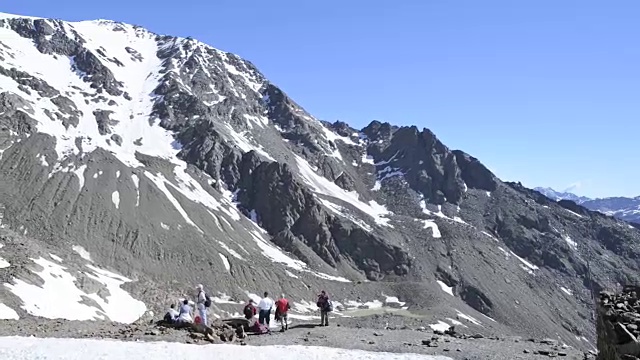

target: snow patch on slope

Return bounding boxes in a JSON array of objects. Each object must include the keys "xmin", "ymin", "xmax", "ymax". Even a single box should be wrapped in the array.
[
  {"xmin": 419, "ymin": 199, "xmax": 468, "ymax": 226},
  {"xmin": 72, "ymin": 165, "xmax": 87, "ymax": 191},
  {"xmin": 219, "ymin": 253, "xmax": 231, "ymax": 272},
  {"xmin": 564, "ymin": 209, "xmax": 584, "ymax": 218},
  {"xmin": 563, "ymin": 234, "xmax": 578, "ymax": 250},
  {"xmin": 509, "ymin": 251, "xmax": 538, "ymax": 275},
  {"xmin": 319, "ymin": 198, "xmax": 373, "ymax": 232},
  {"xmin": 421, "ymin": 220, "xmax": 441, "ymax": 238},
  {"xmin": 455, "ymin": 309, "xmax": 482, "ymax": 326},
  {"xmin": 84, "ymin": 265, "xmax": 147, "ymax": 323},
  {"xmin": 131, "ymin": 174, "xmax": 140, "ymax": 206},
  {"xmin": 0, "ymin": 303, "xmax": 19, "ymax": 320},
  {"xmin": 4, "ymin": 257, "xmax": 146, "ymax": 323},
  {"xmin": 217, "ymin": 241, "xmax": 244, "ymax": 260},
  {"xmin": 143, "ymin": 171, "xmax": 202, "ymax": 233},
  {"xmin": 295, "ymin": 155, "xmax": 391, "ymax": 227},
  {"xmin": 429, "ymin": 321, "xmax": 451, "ymax": 332},
  {"xmin": 49, "ymin": 254, "xmax": 63, "ymax": 262},
  {"xmin": 246, "ymin": 230, "xmax": 350, "ymax": 282},
  {"xmin": 111, "ymin": 191, "xmax": 120, "ymax": 209},
  {"xmin": 384, "ymin": 296, "xmax": 406, "ymax": 307},
  {"xmin": 560, "ymin": 287, "xmax": 573, "ymax": 296},
  {"xmin": 437, "ymin": 281, "xmax": 454, "ymax": 296},
  {"xmin": 72, "ymin": 245, "xmax": 93, "ymax": 262}
]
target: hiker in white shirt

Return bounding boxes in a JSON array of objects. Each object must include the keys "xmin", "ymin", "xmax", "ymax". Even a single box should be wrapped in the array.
[
  {"xmin": 195, "ymin": 284, "xmax": 208, "ymax": 326},
  {"xmin": 257, "ymin": 291, "xmax": 274, "ymax": 326},
  {"xmin": 163, "ymin": 303, "xmax": 179, "ymax": 323}
]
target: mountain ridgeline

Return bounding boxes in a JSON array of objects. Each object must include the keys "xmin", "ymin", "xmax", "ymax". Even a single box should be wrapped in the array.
[
  {"xmin": 535, "ymin": 187, "xmax": 640, "ymax": 225},
  {"xmin": 0, "ymin": 13, "xmax": 639, "ymax": 352}
]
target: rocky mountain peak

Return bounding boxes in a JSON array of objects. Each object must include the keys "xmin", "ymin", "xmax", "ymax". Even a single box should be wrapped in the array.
[{"xmin": 0, "ymin": 12, "xmax": 639, "ymax": 352}]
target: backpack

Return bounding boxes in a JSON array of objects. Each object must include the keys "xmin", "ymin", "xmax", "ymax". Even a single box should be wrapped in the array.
[
  {"xmin": 204, "ymin": 293, "xmax": 212, "ymax": 308},
  {"xmin": 243, "ymin": 304, "xmax": 255, "ymax": 319},
  {"xmin": 252, "ymin": 322, "xmax": 269, "ymax": 334},
  {"xmin": 326, "ymin": 300, "xmax": 333, "ymax": 312}
]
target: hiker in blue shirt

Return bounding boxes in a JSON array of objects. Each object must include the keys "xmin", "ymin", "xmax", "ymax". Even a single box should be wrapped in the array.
[{"xmin": 176, "ymin": 299, "xmax": 193, "ymax": 324}]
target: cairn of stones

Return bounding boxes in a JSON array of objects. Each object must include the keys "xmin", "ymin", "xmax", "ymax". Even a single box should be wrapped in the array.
[{"xmin": 597, "ymin": 285, "xmax": 640, "ymax": 359}]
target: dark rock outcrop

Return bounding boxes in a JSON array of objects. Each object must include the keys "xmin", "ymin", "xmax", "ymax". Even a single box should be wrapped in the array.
[{"xmin": 597, "ymin": 286, "xmax": 640, "ymax": 359}]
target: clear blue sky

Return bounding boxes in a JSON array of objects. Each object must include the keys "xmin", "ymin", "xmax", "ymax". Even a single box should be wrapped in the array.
[{"xmin": 4, "ymin": 1, "xmax": 639, "ymax": 198}]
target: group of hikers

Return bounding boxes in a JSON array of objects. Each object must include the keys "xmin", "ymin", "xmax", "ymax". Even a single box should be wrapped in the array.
[{"xmin": 163, "ymin": 284, "xmax": 334, "ymax": 334}]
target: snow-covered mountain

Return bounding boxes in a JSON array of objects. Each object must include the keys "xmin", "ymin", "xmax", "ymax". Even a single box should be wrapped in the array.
[
  {"xmin": 582, "ymin": 196, "xmax": 640, "ymax": 225},
  {"xmin": 535, "ymin": 187, "xmax": 640, "ymax": 224},
  {"xmin": 0, "ymin": 12, "xmax": 639, "ymax": 352},
  {"xmin": 534, "ymin": 187, "xmax": 591, "ymax": 204}
]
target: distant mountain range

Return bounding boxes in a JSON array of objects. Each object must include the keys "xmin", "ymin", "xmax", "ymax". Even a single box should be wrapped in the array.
[
  {"xmin": 534, "ymin": 187, "xmax": 640, "ymax": 224},
  {"xmin": 534, "ymin": 187, "xmax": 592, "ymax": 204}
]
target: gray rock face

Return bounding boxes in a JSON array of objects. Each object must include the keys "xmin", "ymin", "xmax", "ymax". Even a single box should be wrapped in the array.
[
  {"xmin": 93, "ymin": 110, "xmax": 117, "ymax": 135},
  {"xmin": 597, "ymin": 286, "xmax": 640, "ymax": 358},
  {"xmin": 0, "ymin": 14, "xmax": 638, "ymax": 354},
  {"xmin": 0, "ymin": 92, "xmax": 38, "ymax": 135},
  {"xmin": 0, "ymin": 65, "xmax": 59, "ymax": 98}
]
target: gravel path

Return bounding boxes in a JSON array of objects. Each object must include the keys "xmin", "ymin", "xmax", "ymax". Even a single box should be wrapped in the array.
[
  {"xmin": 0, "ymin": 315, "xmax": 595, "ymax": 360},
  {"xmin": 246, "ymin": 324, "xmax": 588, "ymax": 360}
]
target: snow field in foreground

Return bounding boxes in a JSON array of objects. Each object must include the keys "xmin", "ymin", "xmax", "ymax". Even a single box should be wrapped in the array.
[{"xmin": 0, "ymin": 337, "xmax": 453, "ymax": 360}]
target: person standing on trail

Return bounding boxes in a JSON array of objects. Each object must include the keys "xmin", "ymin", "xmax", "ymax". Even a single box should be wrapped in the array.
[
  {"xmin": 196, "ymin": 284, "xmax": 211, "ymax": 326},
  {"xmin": 316, "ymin": 290, "xmax": 332, "ymax": 326},
  {"xmin": 257, "ymin": 291, "xmax": 274, "ymax": 326},
  {"xmin": 275, "ymin": 293, "xmax": 291, "ymax": 332}
]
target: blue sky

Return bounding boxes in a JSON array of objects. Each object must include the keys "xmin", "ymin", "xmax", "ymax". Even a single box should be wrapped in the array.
[{"xmin": 3, "ymin": 1, "xmax": 639, "ymax": 198}]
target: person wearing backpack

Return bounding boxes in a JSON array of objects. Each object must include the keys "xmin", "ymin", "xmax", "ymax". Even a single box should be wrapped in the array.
[
  {"xmin": 196, "ymin": 284, "xmax": 211, "ymax": 326},
  {"xmin": 243, "ymin": 299, "xmax": 257, "ymax": 321},
  {"xmin": 316, "ymin": 290, "xmax": 332, "ymax": 326}
]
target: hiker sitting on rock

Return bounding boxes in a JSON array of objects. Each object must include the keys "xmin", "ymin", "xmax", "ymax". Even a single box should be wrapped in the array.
[
  {"xmin": 243, "ymin": 299, "xmax": 257, "ymax": 321},
  {"xmin": 176, "ymin": 299, "xmax": 193, "ymax": 324},
  {"xmin": 275, "ymin": 293, "xmax": 291, "ymax": 332},
  {"xmin": 257, "ymin": 291, "xmax": 274, "ymax": 326},
  {"xmin": 163, "ymin": 303, "xmax": 179, "ymax": 324},
  {"xmin": 316, "ymin": 290, "xmax": 332, "ymax": 326}
]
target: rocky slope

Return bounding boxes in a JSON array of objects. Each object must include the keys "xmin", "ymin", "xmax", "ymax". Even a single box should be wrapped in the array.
[
  {"xmin": 535, "ymin": 187, "xmax": 640, "ymax": 224},
  {"xmin": 0, "ymin": 12, "xmax": 638, "ymax": 354}
]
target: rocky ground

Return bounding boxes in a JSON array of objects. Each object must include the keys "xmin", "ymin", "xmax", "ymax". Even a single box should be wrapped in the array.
[
  {"xmin": 0, "ymin": 315, "xmax": 595, "ymax": 359},
  {"xmin": 597, "ymin": 286, "xmax": 640, "ymax": 359},
  {"xmin": 599, "ymin": 286, "xmax": 640, "ymax": 342}
]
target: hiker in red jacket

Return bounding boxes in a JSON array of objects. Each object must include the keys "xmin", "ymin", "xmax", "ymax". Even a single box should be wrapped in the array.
[
  {"xmin": 275, "ymin": 293, "xmax": 291, "ymax": 332},
  {"xmin": 243, "ymin": 299, "xmax": 257, "ymax": 322}
]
